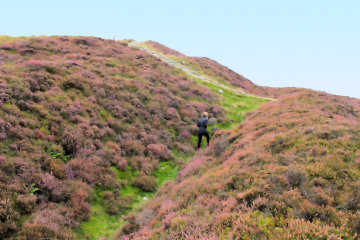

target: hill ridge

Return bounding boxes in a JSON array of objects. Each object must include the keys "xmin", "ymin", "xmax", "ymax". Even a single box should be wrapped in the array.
[{"xmin": 128, "ymin": 40, "xmax": 275, "ymax": 101}]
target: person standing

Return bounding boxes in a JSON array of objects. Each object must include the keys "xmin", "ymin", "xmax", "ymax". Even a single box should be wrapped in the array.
[{"xmin": 197, "ymin": 112, "xmax": 210, "ymax": 150}]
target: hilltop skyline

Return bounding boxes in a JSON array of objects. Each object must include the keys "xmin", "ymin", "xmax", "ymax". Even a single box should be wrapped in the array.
[{"xmin": 1, "ymin": 0, "xmax": 359, "ymax": 98}]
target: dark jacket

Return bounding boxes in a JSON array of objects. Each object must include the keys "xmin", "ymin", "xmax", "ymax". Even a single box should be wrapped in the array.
[{"xmin": 197, "ymin": 117, "xmax": 208, "ymax": 134}]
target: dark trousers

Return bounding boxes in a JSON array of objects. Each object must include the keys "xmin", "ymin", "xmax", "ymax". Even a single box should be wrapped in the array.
[{"xmin": 197, "ymin": 132, "xmax": 210, "ymax": 148}]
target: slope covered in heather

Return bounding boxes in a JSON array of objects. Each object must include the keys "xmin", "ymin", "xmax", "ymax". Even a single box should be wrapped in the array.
[
  {"xmin": 0, "ymin": 36, "xmax": 268, "ymax": 239},
  {"xmin": 120, "ymin": 89, "xmax": 360, "ymax": 239},
  {"xmin": 3, "ymin": 36, "xmax": 358, "ymax": 240}
]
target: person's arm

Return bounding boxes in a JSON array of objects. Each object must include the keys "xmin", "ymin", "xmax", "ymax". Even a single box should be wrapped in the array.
[
  {"xmin": 197, "ymin": 119, "xmax": 200, "ymax": 127},
  {"xmin": 205, "ymin": 119, "xmax": 208, "ymax": 128}
]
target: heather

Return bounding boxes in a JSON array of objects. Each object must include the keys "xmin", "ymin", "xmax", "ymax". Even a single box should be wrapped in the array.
[
  {"xmin": 120, "ymin": 90, "xmax": 360, "ymax": 239},
  {"xmin": 0, "ymin": 36, "xmax": 227, "ymax": 239},
  {"xmin": 3, "ymin": 36, "xmax": 358, "ymax": 240}
]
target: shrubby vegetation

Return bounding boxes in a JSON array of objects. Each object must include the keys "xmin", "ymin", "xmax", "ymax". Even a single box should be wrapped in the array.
[
  {"xmin": 0, "ymin": 36, "xmax": 230, "ymax": 239},
  {"xmin": 4, "ymin": 36, "xmax": 356, "ymax": 240},
  {"xmin": 120, "ymin": 90, "xmax": 360, "ymax": 239}
]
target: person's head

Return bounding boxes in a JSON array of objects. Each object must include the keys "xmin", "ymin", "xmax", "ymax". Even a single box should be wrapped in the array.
[{"xmin": 202, "ymin": 112, "xmax": 208, "ymax": 118}]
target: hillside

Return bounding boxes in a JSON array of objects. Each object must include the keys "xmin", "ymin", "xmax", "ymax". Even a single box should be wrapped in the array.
[
  {"xmin": 120, "ymin": 90, "xmax": 360, "ymax": 239},
  {"xmin": 2, "ymin": 36, "xmax": 359, "ymax": 240},
  {"xmin": 0, "ymin": 36, "xmax": 268, "ymax": 239}
]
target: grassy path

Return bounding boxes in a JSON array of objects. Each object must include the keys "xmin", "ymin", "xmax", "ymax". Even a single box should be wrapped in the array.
[{"xmin": 75, "ymin": 43, "xmax": 270, "ymax": 240}]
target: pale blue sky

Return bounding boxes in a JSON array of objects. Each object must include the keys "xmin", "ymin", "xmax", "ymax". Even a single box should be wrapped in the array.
[{"xmin": 1, "ymin": 0, "xmax": 359, "ymax": 98}]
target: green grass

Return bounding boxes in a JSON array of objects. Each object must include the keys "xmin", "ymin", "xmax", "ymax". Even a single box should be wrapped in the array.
[
  {"xmin": 198, "ymin": 79, "xmax": 269, "ymax": 129},
  {"xmin": 74, "ymin": 187, "xmax": 127, "ymax": 240},
  {"xmin": 75, "ymin": 166, "xmax": 142, "ymax": 240},
  {"xmin": 75, "ymin": 160, "xmax": 184, "ymax": 240},
  {"xmin": 154, "ymin": 161, "xmax": 179, "ymax": 186}
]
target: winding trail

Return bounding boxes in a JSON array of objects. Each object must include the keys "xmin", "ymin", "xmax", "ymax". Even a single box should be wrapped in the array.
[{"xmin": 129, "ymin": 41, "xmax": 274, "ymax": 101}]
